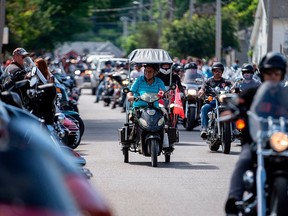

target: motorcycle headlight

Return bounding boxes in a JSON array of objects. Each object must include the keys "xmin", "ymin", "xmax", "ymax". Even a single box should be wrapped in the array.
[
  {"xmin": 270, "ymin": 132, "xmax": 288, "ymax": 152},
  {"xmin": 146, "ymin": 109, "xmax": 156, "ymax": 115},
  {"xmin": 122, "ymin": 80, "xmax": 129, "ymax": 85},
  {"xmin": 158, "ymin": 117, "xmax": 165, "ymax": 126},
  {"xmin": 139, "ymin": 118, "xmax": 148, "ymax": 127},
  {"xmin": 187, "ymin": 89, "xmax": 197, "ymax": 96}
]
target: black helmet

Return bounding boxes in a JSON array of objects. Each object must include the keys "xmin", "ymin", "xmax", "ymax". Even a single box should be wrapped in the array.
[
  {"xmin": 211, "ymin": 62, "xmax": 224, "ymax": 72},
  {"xmin": 241, "ymin": 63, "xmax": 254, "ymax": 74},
  {"xmin": 259, "ymin": 52, "xmax": 287, "ymax": 81},
  {"xmin": 184, "ymin": 62, "xmax": 197, "ymax": 70},
  {"xmin": 172, "ymin": 63, "xmax": 182, "ymax": 72}
]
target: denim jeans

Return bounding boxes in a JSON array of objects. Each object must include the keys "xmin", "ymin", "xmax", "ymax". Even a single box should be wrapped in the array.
[
  {"xmin": 200, "ymin": 103, "xmax": 213, "ymax": 129},
  {"xmin": 96, "ymin": 81, "xmax": 104, "ymax": 102}
]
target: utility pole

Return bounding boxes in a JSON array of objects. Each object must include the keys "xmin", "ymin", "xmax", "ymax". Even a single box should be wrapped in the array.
[
  {"xmin": 215, "ymin": 0, "xmax": 222, "ymax": 61},
  {"xmin": 0, "ymin": 0, "xmax": 6, "ymax": 62},
  {"xmin": 189, "ymin": 0, "xmax": 195, "ymax": 20},
  {"xmin": 267, "ymin": 0, "xmax": 273, "ymax": 52}
]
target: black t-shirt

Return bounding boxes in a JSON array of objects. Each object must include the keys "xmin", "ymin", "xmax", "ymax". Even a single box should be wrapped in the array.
[
  {"xmin": 156, "ymin": 73, "xmax": 183, "ymax": 92},
  {"xmin": 201, "ymin": 77, "xmax": 232, "ymax": 92},
  {"xmin": 237, "ymin": 87, "xmax": 259, "ymax": 144}
]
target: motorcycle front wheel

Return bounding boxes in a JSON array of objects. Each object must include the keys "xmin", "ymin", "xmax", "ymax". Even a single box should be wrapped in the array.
[
  {"xmin": 221, "ymin": 122, "xmax": 231, "ymax": 154},
  {"xmin": 269, "ymin": 176, "xmax": 288, "ymax": 216},
  {"xmin": 185, "ymin": 107, "xmax": 196, "ymax": 131},
  {"xmin": 149, "ymin": 139, "xmax": 159, "ymax": 167}
]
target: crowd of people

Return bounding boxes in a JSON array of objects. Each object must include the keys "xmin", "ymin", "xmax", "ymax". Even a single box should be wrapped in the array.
[{"xmin": 1, "ymin": 46, "xmax": 287, "ymax": 215}]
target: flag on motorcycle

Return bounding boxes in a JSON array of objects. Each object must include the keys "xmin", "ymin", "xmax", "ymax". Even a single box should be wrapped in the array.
[{"xmin": 173, "ymin": 85, "xmax": 185, "ymax": 118}]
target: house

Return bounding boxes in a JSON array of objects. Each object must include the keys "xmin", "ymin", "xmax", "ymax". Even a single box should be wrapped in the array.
[
  {"xmin": 250, "ymin": 0, "xmax": 288, "ymax": 64},
  {"xmin": 54, "ymin": 41, "xmax": 124, "ymax": 58}
]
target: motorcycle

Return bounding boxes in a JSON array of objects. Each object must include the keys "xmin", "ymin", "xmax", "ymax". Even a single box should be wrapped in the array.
[
  {"xmin": 0, "ymin": 104, "xmax": 112, "ymax": 216},
  {"xmin": 119, "ymin": 86, "xmax": 177, "ymax": 167},
  {"xmin": 118, "ymin": 48, "xmax": 179, "ymax": 167},
  {"xmin": 204, "ymin": 86, "xmax": 233, "ymax": 154},
  {"xmin": 226, "ymin": 82, "xmax": 288, "ymax": 215},
  {"xmin": 181, "ymin": 77, "xmax": 204, "ymax": 131}
]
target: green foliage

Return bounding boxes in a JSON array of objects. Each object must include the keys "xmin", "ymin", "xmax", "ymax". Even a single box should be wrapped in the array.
[
  {"xmin": 6, "ymin": 0, "xmax": 94, "ymax": 52},
  {"xmin": 223, "ymin": 0, "xmax": 258, "ymax": 29},
  {"xmin": 161, "ymin": 13, "xmax": 239, "ymax": 59},
  {"xmin": 121, "ymin": 23, "xmax": 159, "ymax": 56}
]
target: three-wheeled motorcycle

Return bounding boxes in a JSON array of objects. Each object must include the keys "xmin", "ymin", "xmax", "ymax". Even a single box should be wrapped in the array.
[{"xmin": 118, "ymin": 49, "xmax": 179, "ymax": 167}]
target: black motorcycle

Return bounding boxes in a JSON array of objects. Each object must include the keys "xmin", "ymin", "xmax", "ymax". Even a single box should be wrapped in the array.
[
  {"xmin": 182, "ymin": 77, "xmax": 204, "ymax": 131},
  {"xmin": 118, "ymin": 85, "xmax": 178, "ymax": 167},
  {"xmin": 226, "ymin": 82, "xmax": 288, "ymax": 215},
  {"xmin": 204, "ymin": 86, "xmax": 233, "ymax": 154}
]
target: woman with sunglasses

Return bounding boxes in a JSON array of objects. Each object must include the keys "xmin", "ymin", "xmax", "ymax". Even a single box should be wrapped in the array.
[{"xmin": 198, "ymin": 62, "xmax": 232, "ymax": 139}]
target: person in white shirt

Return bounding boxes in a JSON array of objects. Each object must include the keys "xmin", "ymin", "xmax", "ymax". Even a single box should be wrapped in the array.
[{"xmin": 130, "ymin": 63, "xmax": 144, "ymax": 79}]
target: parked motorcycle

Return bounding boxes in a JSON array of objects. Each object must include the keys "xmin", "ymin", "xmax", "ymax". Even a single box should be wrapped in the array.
[
  {"xmin": 205, "ymin": 86, "xmax": 233, "ymax": 154},
  {"xmin": 0, "ymin": 105, "xmax": 112, "ymax": 216},
  {"xmin": 119, "ymin": 85, "xmax": 177, "ymax": 167},
  {"xmin": 226, "ymin": 82, "xmax": 288, "ymax": 215},
  {"xmin": 182, "ymin": 77, "xmax": 204, "ymax": 131}
]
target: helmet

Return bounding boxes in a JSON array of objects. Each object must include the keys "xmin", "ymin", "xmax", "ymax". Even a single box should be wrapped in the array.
[
  {"xmin": 259, "ymin": 52, "xmax": 287, "ymax": 81},
  {"xmin": 184, "ymin": 62, "xmax": 197, "ymax": 70},
  {"xmin": 172, "ymin": 63, "xmax": 182, "ymax": 73},
  {"xmin": 241, "ymin": 63, "xmax": 254, "ymax": 74},
  {"xmin": 211, "ymin": 62, "xmax": 224, "ymax": 72},
  {"xmin": 159, "ymin": 63, "xmax": 172, "ymax": 75}
]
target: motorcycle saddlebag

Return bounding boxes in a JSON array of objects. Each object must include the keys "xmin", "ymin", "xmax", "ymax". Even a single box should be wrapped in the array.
[
  {"xmin": 168, "ymin": 127, "xmax": 179, "ymax": 144},
  {"xmin": 118, "ymin": 126, "xmax": 132, "ymax": 144}
]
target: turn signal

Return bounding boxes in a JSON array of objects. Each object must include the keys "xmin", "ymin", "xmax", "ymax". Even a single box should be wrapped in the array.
[
  {"xmin": 236, "ymin": 119, "xmax": 246, "ymax": 130},
  {"xmin": 270, "ymin": 132, "xmax": 288, "ymax": 152},
  {"xmin": 208, "ymin": 96, "xmax": 213, "ymax": 102}
]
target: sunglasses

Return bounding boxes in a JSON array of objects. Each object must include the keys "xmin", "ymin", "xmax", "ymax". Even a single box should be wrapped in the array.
[{"xmin": 213, "ymin": 70, "xmax": 223, "ymax": 73}]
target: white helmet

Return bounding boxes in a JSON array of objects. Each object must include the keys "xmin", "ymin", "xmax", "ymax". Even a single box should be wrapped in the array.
[{"xmin": 159, "ymin": 63, "xmax": 172, "ymax": 75}]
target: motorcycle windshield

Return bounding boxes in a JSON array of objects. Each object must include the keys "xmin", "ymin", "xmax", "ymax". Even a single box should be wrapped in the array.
[
  {"xmin": 248, "ymin": 81, "xmax": 288, "ymax": 141},
  {"xmin": 139, "ymin": 92, "xmax": 159, "ymax": 103},
  {"xmin": 182, "ymin": 71, "xmax": 203, "ymax": 84},
  {"xmin": 23, "ymin": 56, "xmax": 48, "ymax": 84}
]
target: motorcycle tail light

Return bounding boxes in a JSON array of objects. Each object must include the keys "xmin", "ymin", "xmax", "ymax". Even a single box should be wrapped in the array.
[
  {"xmin": 236, "ymin": 119, "xmax": 246, "ymax": 130},
  {"xmin": 270, "ymin": 132, "xmax": 288, "ymax": 152}
]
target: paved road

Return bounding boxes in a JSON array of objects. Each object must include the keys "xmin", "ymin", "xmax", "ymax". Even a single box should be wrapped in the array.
[{"xmin": 77, "ymin": 89, "xmax": 241, "ymax": 216}]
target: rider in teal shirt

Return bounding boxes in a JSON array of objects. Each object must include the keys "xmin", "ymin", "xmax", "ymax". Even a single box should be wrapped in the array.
[{"xmin": 127, "ymin": 64, "xmax": 166, "ymax": 108}]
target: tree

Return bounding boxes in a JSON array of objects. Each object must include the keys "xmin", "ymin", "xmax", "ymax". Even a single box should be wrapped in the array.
[
  {"xmin": 5, "ymin": 0, "xmax": 95, "ymax": 52},
  {"xmin": 161, "ymin": 13, "xmax": 239, "ymax": 59}
]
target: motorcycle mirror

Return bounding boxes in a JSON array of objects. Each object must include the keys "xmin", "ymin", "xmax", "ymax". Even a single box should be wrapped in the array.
[{"xmin": 123, "ymin": 87, "xmax": 130, "ymax": 94}]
